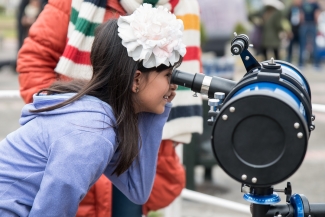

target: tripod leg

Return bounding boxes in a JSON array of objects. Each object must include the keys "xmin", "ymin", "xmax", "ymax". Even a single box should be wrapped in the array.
[{"xmin": 252, "ymin": 204, "xmax": 270, "ymax": 217}]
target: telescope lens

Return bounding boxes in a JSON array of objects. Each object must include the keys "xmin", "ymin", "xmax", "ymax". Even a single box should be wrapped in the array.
[{"xmin": 233, "ymin": 115, "xmax": 285, "ymax": 167}]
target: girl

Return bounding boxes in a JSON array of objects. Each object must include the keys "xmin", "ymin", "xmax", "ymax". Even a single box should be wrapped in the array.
[{"xmin": 0, "ymin": 4, "xmax": 184, "ymax": 216}]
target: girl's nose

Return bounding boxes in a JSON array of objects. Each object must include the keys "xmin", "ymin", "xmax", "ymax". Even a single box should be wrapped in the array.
[{"xmin": 170, "ymin": 83, "xmax": 178, "ymax": 91}]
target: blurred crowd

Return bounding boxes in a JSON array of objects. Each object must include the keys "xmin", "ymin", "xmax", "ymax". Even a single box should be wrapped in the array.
[
  {"xmin": 249, "ymin": 0, "xmax": 322, "ymax": 69},
  {"xmin": 199, "ymin": 0, "xmax": 325, "ymax": 73},
  {"xmin": 1, "ymin": 0, "xmax": 325, "ymax": 72}
]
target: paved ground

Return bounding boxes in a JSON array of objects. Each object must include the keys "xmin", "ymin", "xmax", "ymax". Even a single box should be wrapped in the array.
[{"xmin": 1, "ymin": 39, "xmax": 325, "ymax": 217}]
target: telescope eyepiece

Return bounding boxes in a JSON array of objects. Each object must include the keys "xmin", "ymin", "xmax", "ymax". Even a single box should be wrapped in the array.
[
  {"xmin": 171, "ymin": 70, "xmax": 195, "ymax": 89},
  {"xmin": 171, "ymin": 70, "xmax": 236, "ymax": 98}
]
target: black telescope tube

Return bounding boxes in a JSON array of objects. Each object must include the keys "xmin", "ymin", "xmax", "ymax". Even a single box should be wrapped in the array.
[
  {"xmin": 310, "ymin": 204, "xmax": 325, "ymax": 216},
  {"xmin": 170, "ymin": 70, "xmax": 196, "ymax": 89},
  {"xmin": 171, "ymin": 70, "xmax": 237, "ymax": 98},
  {"xmin": 208, "ymin": 75, "xmax": 237, "ymax": 98}
]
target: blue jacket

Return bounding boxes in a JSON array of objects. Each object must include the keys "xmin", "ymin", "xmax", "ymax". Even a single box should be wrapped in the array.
[{"xmin": 0, "ymin": 93, "xmax": 171, "ymax": 217}]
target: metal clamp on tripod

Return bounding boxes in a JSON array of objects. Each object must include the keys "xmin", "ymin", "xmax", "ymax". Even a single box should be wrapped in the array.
[{"xmin": 171, "ymin": 33, "xmax": 325, "ymax": 217}]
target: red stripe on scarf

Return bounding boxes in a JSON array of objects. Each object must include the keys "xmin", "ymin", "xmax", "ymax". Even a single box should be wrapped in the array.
[
  {"xmin": 169, "ymin": 0, "xmax": 179, "ymax": 13},
  {"xmin": 62, "ymin": 44, "xmax": 91, "ymax": 65},
  {"xmin": 62, "ymin": 44, "xmax": 199, "ymax": 65},
  {"xmin": 183, "ymin": 46, "xmax": 199, "ymax": 61}
]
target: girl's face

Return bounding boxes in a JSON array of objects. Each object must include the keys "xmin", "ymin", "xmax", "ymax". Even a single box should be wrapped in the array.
[{"xmin": 133, "ymin": 68, "xmax": 177, "ymax": 114}]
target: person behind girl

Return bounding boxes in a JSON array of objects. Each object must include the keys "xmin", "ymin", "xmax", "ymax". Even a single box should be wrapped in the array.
[{"xmin": 0, "ymin": 4, "xmax": 185, "ymax": 216}]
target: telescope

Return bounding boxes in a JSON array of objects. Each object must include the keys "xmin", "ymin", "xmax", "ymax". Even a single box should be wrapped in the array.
[{"xmin": 171, "ymin": 33, "xmax": 325, "ymax": 216}]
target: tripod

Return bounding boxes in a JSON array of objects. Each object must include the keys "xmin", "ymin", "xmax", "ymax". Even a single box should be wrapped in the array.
[{"xmin": 242, "ymin": 183, "xmax": 325, "ymax": 217}]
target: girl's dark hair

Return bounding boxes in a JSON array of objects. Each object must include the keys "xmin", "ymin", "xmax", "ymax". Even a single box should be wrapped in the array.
[{"xmin": 32, "ymin": 19, "xmax": 182, "ymax": 176}]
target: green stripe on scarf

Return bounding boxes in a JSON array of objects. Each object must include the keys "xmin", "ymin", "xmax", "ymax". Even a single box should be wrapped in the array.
[
  {"xmin": 143, "ymin": 0, "xmax": 159, "ymax": 7},
  {"xmin": 71, "ymin": 7, "xmax": 79, "ymax": 25},
  {"xmin": 70, "ymin": 7, "xmax": 100, "ymax": 37},
  {"xmin": 74, "ymin": 18, "xmax": 100, "ymax": 37}
]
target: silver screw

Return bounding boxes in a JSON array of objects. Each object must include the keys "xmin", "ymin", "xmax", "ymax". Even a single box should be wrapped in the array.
[
  {"xmin": 233, "ymin": 47, "xmax": 239, "ymax": 53},
  {"xmin": 241, "ymin": 174, "xmax": 247, "ymax": 180},
  {"xmin": 245, "ymin": 56, "xmax": 250, "ymax": 60},
  {"xmin": 270, "ymin": 57, "xmax": 275, "ymax": 64},
  {"xmin": 249, "ymin": 44, "xmax": 254, "ymax": 47},
  {"xmin": 294, "ymin": 122, "xmax": 300, "ymax": 129},
  {"xmin": 230, "ymin": 107, "xmax": 235, "ymax": 113},
  {"xmin": 214, "ymin": 92, "xmax": 225, "ymax": 100},
  {"xmin": 252, "ymin": 177, "xmax": 257, "ymax": 183},
  {"xmin": 234, "ymin": 32, "xmax": 237, "ymax": 36},
  {"xmin": 297, "ymin": 132, "xmax": 303, "ymax": 139},
  {"xmin": 241, "ymin": 185, "xmax": 250, "ymax": 194},
  {"xmin": 222, "ymin": 115, "xmax": 228, "ymax": 120},
  {"xmin": 208, "ymin": 99, "xmax": 220, "ymax": 107}
]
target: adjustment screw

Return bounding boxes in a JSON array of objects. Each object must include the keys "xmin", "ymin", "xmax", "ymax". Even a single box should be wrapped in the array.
[
  {"xmin": 208, "ymin": 99, "xmax": 220, "ymax": 107},
  {"xmin": 270, "ymin": 57, "xmax": 275, "ymax": 64},
  {"xmin": 214, "ymin": 92, "xmax": 225, "ymax": 100},
  {"xmin": 311, "ymin": 115, "xmax": 315, "ymax": 121},
  {"xmin": 310, "ymin": 125, "xmax": 315, "ymax": 131},
  {"xmin": 222, "ymin": 115, "xmax": 228, "ymax": 120},
  {"xmin": 297, "ymin": 132, "xmax": 303, "ymax": 139},
  {"xmin": 241, "ymin": 174, "xmax": 247, "ymax": 180},
  {"xmin": 233, "ymin": 47, "xmax": 239, "ymax": 53},
  {"xmin": 252, "ymin": 177, "xmax": 257, "ymax": 183},
  {"xmin": 245, "ymin": 56, "xmax": 250, "ymax": 61},
  {"xmin": 230, "ymin": 107, "xmax": 235, "ymax": 113},
  {"xmin": 294, "ymin": 122, "xmax": 300, "ymax": 129}
]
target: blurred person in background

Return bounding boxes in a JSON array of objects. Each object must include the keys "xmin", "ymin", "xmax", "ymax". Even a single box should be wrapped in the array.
[
  {"xmin": 17, "ymin": 0, "xmax": 47, "ymax": 50},
  {"xmin": 16, "ymin": 0, "xmax": 203, "ymax": 216},
  {"xmin": 260, "ymin": 0, "xmax": 285, "ymax": 60},
  {"xmin": 20, "ymin": 0, "xmax": 41, "ymax": 41},
  {"xmin": 299, "ymin": 0, "xmax": 321, "ymax": 68},
  {"xmin": 0, "ymin": 0, "xmax": 45, "ymax": 72},
  {"xmin": 249, "ymin": 13, "xmax": 263, "ymax": 56},
  {"xmin": 287, "ymin": 0, "xmax": 304, "ymax": 63}
]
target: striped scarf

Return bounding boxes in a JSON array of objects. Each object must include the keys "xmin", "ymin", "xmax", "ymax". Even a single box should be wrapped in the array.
[
  {"xmin": 55, "ymin": 0, "xmax": 106, "ymax": 80},
  {"xmin": 55, "ymin": 0, "xmax": 203, "ymax": 143}
]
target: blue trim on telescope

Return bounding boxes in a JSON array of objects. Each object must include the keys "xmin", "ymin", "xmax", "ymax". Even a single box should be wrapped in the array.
[
  {"xmin": 243, "ymin": 192, "xmax": 281, "ymax": 205},
  {"xmin": 281, "ymin": 64, "xmax": 309, "ymax": 95},
  {"xmin": 290, "ymin": 194, "xmax": 304, "ymax": 217},
  {"xmin": 233, "ymin": 82, "xmax": 306, "ymax": 120}
]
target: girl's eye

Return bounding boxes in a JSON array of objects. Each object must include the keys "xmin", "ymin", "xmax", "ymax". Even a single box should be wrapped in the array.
[{"xmin": 166, "ymin": 73, "xmax": 172, "ymax": 83}]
